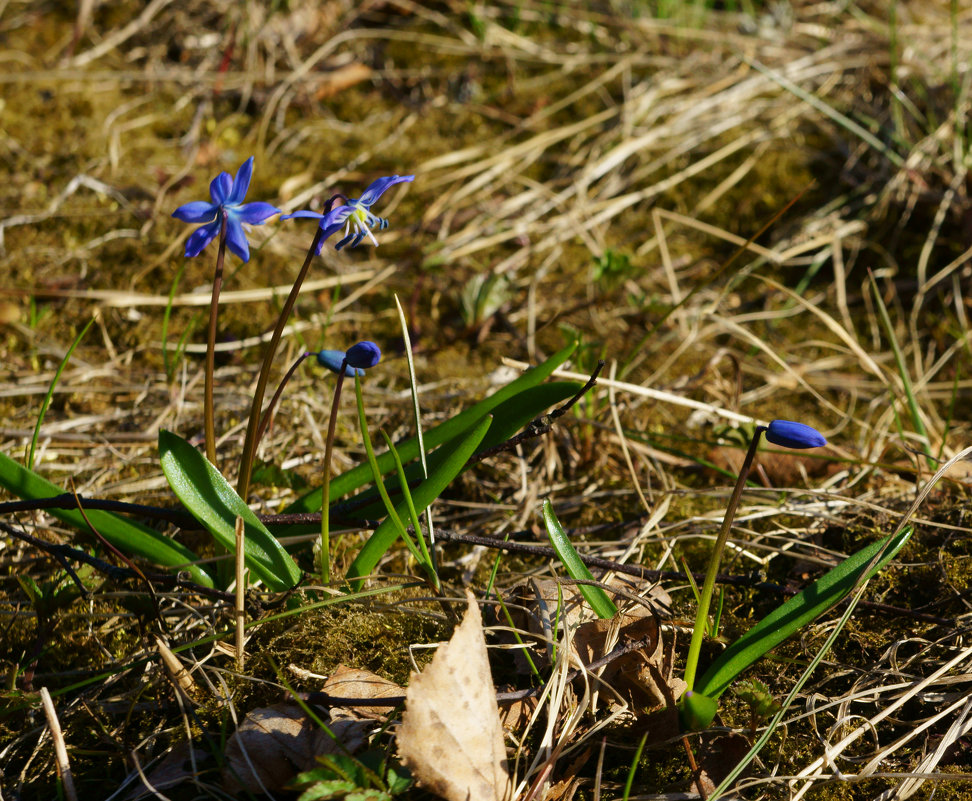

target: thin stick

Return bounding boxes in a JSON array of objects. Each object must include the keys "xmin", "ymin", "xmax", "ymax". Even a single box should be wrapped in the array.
[
  {"xmin": 204, "ymin": 210, "xmax": 228, "ymax": 466},
  {"xmin": 235, "ymin": 515, "xmax": 246, "ymax": 672},
  {"xmin": 39, "ymin": 687, "xmax": 78, "ymax": 801}
]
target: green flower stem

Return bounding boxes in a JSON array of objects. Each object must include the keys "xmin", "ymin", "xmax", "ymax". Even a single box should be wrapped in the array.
[
  {"xmin": 236, "ymin": 224, "xmax": 327, "ymax": 499},
  {"xmin": 204, "ymin": 210, "xmax": 228, "ymax": 466},
  {"xmin": 319, "ymin": 366, "xmax": 347, "ymax": 585},
  {"xmin": 682, "ymin": 425, "xmax": 766, "ymax": 693}
]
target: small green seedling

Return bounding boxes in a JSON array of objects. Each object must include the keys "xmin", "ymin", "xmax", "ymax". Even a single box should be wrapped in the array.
[
  {"xmin": 678, "ymin": 419, "xmax": 911, "ymax": 731},
  {"xmin": 288, "ymin": 751, "xmax": 411, "ymax": 801}
]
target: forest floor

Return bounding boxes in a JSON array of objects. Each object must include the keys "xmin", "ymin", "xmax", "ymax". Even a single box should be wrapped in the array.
[{"xmin": 3, "ymin": 2, "xmax": 972, "ymax": 800}]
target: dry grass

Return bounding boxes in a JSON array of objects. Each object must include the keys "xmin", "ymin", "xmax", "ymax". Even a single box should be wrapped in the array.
[{"xmin": 3, "ymin": 0, "xmax": 972, "ymax": 799}]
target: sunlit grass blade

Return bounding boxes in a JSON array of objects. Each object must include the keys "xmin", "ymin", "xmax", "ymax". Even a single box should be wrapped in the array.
[
  {"xmin": 345, "ymin": 415, "xmax": 492, "ymax": 590},
  {"xmin": 0, "ymin": 450, "xmax": 213, "ymax": 587},
  {"xmin": 694, "ymin": 526, "xmax": 913, "ymax": 702},
  {"xmin": 27, "ymin": 317, "xmax": 94, "ymax": 472},
  {"xmin": 394, "ymin": 295, "xmax": 435, "ymax": 536},
  {"xmin": 158, "ymin": 430, "xmax": 301, "ymax": 591},
  {"xmin": 284, "ymin": 342, "xmax": 579, "ymax": 514},
  {"xmin": 381, "ymin": 431, "xmax": 437, "ymax": 588},
  {"xmin": 346, "ymin": 373, "xmax": 429, "ymax": 577},
  {"xmin": 542, "ymin": 499, "xmax": 618, "ymax": 620},
  {"xmin": 869, "ymin": 272, "xmax": 934, "ymax": 469}
]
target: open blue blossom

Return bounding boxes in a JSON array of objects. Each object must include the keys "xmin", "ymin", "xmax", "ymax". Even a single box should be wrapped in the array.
[
  {"xmin": 283, "ymin": 175, "xmax": 414, "ymax": 253},
  {"xmin": 315, "ymin": 341, "xmax": 382, "ymax": 377},
  {"xmin": 765, "ymin": 419, "xmax": 827, "ymax": 449},
  {"xmin": 172, "ymin": 157, "xmax": 280, "ymax": 262}
]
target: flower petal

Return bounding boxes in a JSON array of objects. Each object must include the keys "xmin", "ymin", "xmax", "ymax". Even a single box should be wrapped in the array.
[
  {"xmin": 224, "ymin": 215, "xmax": 250, "ymax": 262},
  {"xmin": 210, "ymin": 172, "xmax": 233, "ymax": 204},
  {"xmin": 172, "ymin": 201, "xmax": 218, "ymax": 223},
  {"xmin": 345, "ymin": 341, "xmax": 381, "ymax": 369},
  {"xmin": 356, "ymin": 174, "xmax": 414, "ymax": 207},
  {"xmin": 280, "ymin": 210, "xmax": 326, "ymax": 221},
  {"xmin": 227, "ymin": 157, "xmax": 254, "ymax": 205},
  {"xmin": 237, "ymin": 201, "xmax": 280, "ymax": 225},
  {"xmin": 184, "ymin": 220, "xmax": 221, "ymax": 258},
  {"xmin": 316, "ymin": 221, "xmax": 346, "ymax": 254},
  {"xmin": 765, "ymin": 420, "xmax": 827, "ymax": 450}
]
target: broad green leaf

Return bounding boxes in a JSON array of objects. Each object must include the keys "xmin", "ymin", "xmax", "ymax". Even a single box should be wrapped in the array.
[
  {"xmin": 158, "ymin": 430, "xmax": 301, "ymax": 591},
  {"xmin": 285, "ymin": 343, "xmax": 578, "ymax": 513},
  {"xmin": 344, "ymin": 415, "xmax": 492, "ymax": 589},
  {"xmin": 694, "ymin": 526, "xmax": 913, "ymax": 702},
  {"xmin": 0, "ymin": 450, "xmax": 212, "ymax": 587},
  {"xmin": 542, "ymin": 499, "xmax": 618, "ymax": 619}
]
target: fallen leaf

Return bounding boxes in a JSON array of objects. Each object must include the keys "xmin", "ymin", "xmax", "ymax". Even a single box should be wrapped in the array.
[
  {"xmin": 505, "ymin": 576, "xmax": 682, "ymax": 707},
  {"xmin": 398, "ymin": 590, "xmax": 511, "ymax": 801},
  {"xmin": 696, "ymin": 732, "xmax": 751, "ymax": 795},
  {"xmin": 123, "ymin": 742, "xmax": 209, "ymax": 800},
  {"xmin": 324, "ymin": 664, "xmax": 404, "ymax": 720},
  {"xmin": 222, "ymin": 703, "xmax": 358, "ymax": 795}
]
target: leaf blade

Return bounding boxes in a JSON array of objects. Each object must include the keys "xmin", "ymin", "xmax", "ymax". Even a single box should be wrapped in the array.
[
  {"xmin": 159, "ymin": 430, "xmax": 301, "ymax": 591},
  {"xmin": 695, "ymin": 527, "xmax": 913, "ymax": 701},
  {"xmin": 0, "ymin": 450, "xmax": 212, "ymax": 587}
]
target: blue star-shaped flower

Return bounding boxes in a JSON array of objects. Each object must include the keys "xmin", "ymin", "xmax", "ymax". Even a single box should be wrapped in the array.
[
  {"xmin": 171, "ymin": 157, "xmax": 280, "ymax": 262},
  {"xmin": 283, "ymin": 175, "xmax": 414, "ymax": 253}
]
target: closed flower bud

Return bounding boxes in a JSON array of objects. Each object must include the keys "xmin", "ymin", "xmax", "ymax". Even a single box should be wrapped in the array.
[
  {"xmin": 345, "ymin": 341, "xmax": 382, "ymax": 369},
  {"xmin": 765, "ymin": 419, "xmax": 827, "ymax": 449}
]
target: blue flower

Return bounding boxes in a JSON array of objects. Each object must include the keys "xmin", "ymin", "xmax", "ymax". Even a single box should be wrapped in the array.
[
  {"xmin": 765, "ymin": 419, "xmax": 827, "ymax": 449},
  {"xmin": 171, "ymin": 157, "xmax": 280, "ymax": 262},
  {"xmin": 283, "ymin": 175, "xmax": 414, "ymax": 253},
  {"xmin": 315, "ymin": 341, "xmax": 382, "ymax": 377}
]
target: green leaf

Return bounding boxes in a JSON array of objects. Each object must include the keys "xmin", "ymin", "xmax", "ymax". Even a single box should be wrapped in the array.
[
  {"xmin": 344, "ymin": 415, "xmax": 492, "ymax": 589},
  {"xmin": 694, "ymin": 527, "xmax": 913, "ymax": 702},
  {"xmin": 542, "ymin": 499, "xmax": 618, "ymax": 619},
  {"xmin": 285, "ymin": 342, "xmax": 578, "ymax": 513},
  {"xmin": 158, "ymin": 430, "xmax": 301, "ymax": 591},
  {"xmin": 0, "ymin": 450, "xmax": 212, "ymax": 587}
]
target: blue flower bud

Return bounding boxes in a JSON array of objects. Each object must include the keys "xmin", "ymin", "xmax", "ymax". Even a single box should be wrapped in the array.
[
  {"xmin": 315, "ymin": 349, "xmax": 363, "ymax": 377},
  {"xmin": 345, "ymin": 341, "xmax": 382, "ymax": 369},
  {"xmin": 765, "ymin": 419, "xmax": 827, "ymax": 449}
]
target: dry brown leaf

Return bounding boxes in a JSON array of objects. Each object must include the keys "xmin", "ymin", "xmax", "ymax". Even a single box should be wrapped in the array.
[
  {"xmin": 696, "ymin": 733, "xmax": 751, "ymax": 796},
  {"xmin": 324, "ymin": 664, "xmax": 403, "ymax": 721},
  {"xmin": 222, "ymin": 703, "xmax": 361, "ymax": 795},
  {"xmin": 123, "ymin": 742, "xmax": 209, "ymax": 800},
  {"xmin": 398, "ymin": 590, "xmax": 511, "ymax": 801},
  {"xmin": 505, "ymin": 576, "xmax": 682, "ymax": 707}
]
